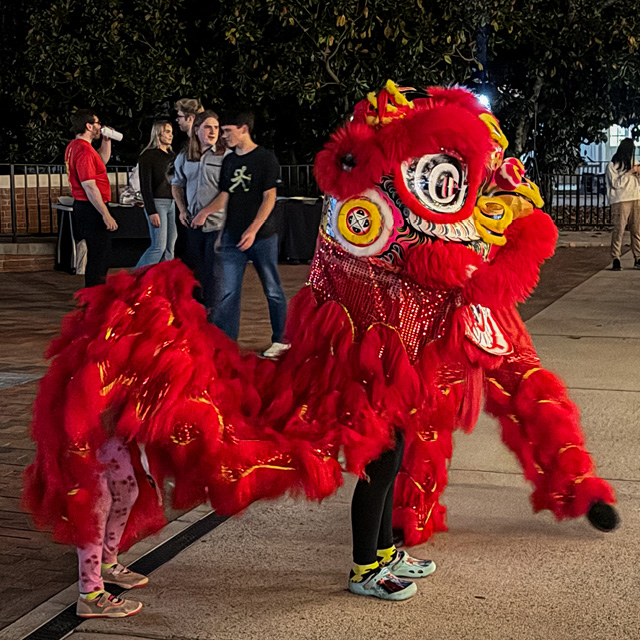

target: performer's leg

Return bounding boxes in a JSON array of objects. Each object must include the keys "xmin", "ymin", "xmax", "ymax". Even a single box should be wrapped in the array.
[
  {"xmin": 351, "ymin": 440, "xmax": 401, "ymax": 566},
  {"xmin": 349, "ymin": 432, "xmax": 417, "ymax": 601},
  {"xmin": 98, "ymin": 439, "xmax": 147, "ymax": 589},
  {"xmin": 375, "ymin": 431, "xmax": 436, "ymax": 579},
  {"xmin": 77, "ymin": 474, "xmax": 111, "ymax": 596},
  {"xmin": 375, "ymin": 430, "xmax": 404, "ymax": 553},
  {"xmin": 76, "ymin": 439, "xmax": 143, "ymax": 618}
]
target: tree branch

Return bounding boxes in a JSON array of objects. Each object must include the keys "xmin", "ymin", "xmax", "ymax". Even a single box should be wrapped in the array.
[{"xmin": 514, "ymin": 73, "xmax": 545, "ymax": 156}]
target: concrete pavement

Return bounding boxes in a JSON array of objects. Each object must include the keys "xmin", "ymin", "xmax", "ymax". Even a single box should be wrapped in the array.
[{"xmin": 2, "ymin": 246, "xmax": 639, "ymax": 640}]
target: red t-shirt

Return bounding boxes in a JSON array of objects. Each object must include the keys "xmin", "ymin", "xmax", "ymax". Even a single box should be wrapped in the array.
[{"xmin": 64, "ymin": 139, "xmax": 111, "ymax": 202}]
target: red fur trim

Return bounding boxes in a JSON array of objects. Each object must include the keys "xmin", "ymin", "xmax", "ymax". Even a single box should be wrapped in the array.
[
  {"xmin": 486, "ymin": 364, "xmax": 616, "ymax": 519},
  {"xmin": 404, "ymin": 240, "xmax": 481, "ymax": 290},
  {"xmin": 393, "ymin": 428, "xmax": 453, "ymax": 545},
  {"xmin": 351, "ymin": 98, "xmax": 372, "ymax": 125},
  {"xmin": 464, "ymin": 210, "xmax": 558, "ymax": 308},
  {"xmin": 314, "ymin": 122, "xmax": 384, "ymax": 200},
  {"xmin": 426, "ymin": 86, "xmax": 487, "ymax": 116}
]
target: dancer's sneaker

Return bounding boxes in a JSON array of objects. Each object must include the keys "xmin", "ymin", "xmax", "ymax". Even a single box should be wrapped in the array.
[
  {"xmin": 101, "ymin": 563, "xmax": 149, "ymax": 589},
  {"xmin": 76, "ymin": 591, "xmax": 142, "ymax": 618},
  {"xmin": 382, "ymin": 549, "xmax": 436, "ymax": 579},
  {"xmin": 348, "ymin": 565, "xmax": 417, "ymax": 601},
  {"xmin": 261, "ymin": 342, "xmax": 291, "ymax": 359}
]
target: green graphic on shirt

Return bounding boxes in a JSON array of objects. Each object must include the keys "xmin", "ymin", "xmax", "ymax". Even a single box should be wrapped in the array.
[{"xmin": 229, "ymin": 166, "xmax": 252, "ymax": 192}]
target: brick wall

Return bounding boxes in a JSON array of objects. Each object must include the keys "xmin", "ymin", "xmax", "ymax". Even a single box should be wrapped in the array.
[
  {"xmin": 0, "ymin": 172, "xmax": 130, "ymax": 237},
  {"xmin": 0, "ymin": 186, "xmax": 67, "ymax": 235}
]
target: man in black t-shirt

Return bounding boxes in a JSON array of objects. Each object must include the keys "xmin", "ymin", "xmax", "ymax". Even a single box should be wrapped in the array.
[{"xmin": 191, "ymin": 111, "xmax": 289, "ymax": 358}]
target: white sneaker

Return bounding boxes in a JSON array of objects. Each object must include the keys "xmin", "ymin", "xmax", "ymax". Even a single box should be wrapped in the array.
[
  {"xmin": 348, "ymin": 565, "xmax": 417, "ymax": 601},
  {"xmin": 382, "ymin": 549, "xmax": 436, "ymax": 579},
  {"xmin": 261, "ymin": 342, "xmax": 291, "ymax": 358},
  {"xmin": 101, "ymin": 563, "xmax": 149, "ymax": 589}
]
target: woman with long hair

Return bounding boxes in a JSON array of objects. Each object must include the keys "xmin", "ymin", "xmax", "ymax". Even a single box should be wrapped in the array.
[
  {"xmin": 135, "ymin": 121, "xmax": 177, "ymax": 267},
  {"xmin": 605, "ymin": 137, "xmax": 640, "ymax": 270},
  {"xmin": 171, "ymin": 109, "xmax": 229, "ymax": 318}
]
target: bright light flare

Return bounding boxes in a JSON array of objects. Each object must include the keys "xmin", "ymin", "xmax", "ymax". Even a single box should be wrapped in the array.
[{"xmin": 477, "ymin": 94, "xmax": 491, "ymax": 109}]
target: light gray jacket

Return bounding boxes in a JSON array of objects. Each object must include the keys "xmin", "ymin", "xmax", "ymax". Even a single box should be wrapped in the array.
[{"xmin": 172, "ymin": 148, "xmax": 230, "ymax": 218}]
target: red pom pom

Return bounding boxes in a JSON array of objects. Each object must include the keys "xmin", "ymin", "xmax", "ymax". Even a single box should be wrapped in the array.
[{"xmin": 314, "ymin": 122, "xmax": 384, "ymax": 200}]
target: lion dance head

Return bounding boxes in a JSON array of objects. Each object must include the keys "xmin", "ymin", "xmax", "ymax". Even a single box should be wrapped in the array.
[{"xmin": 314, "ymin": 81, "xmax": 544, "ymax": 273}]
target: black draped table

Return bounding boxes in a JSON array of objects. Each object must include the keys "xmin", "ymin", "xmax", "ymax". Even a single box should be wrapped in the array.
[
  {"xmin": 275, "ymin": 197, "xmax": 322, "ymax": 263},
  {"xmin": 54, "ymin": 203, "xmax": 150, "ymax": 273},
  {"xmin": 54, "ymin": 196, "xmax": 323, "ymax": 274}
]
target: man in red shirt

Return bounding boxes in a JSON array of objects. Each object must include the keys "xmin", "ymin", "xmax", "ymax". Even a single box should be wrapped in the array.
[{"xmin": 65, "ymin": 109, "xmax": 118, "ymax": 287}]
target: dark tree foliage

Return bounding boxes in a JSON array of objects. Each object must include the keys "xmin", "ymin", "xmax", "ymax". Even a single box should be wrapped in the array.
[
  {"xmin": 490, "ymin": 0, "xmax": 640, "ymax": 172},
  {"xmin": 1, "ymin": 0, "xmax": 640, "ymax": 172}
]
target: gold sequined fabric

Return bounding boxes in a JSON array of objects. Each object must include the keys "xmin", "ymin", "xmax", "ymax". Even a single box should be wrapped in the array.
[{"xmin": 308, "ymin": 235, "xmax": 459, "ymax": 362}]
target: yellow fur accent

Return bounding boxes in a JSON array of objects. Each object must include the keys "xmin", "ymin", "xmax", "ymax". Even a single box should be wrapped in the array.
[{"xmin": 522, "ymin": 367, "xmax": 542, "ymax": 380}]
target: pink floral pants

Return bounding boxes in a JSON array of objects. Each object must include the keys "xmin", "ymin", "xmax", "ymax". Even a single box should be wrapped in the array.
[{"xmin": 77, "ymin": 438, "xmax": 139, "ymax": 593}]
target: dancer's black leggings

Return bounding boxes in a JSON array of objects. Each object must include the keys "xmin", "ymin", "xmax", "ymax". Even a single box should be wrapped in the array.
[{"xmin": 351, "ymin": 430, "xmax": 405, "ymax": 565}]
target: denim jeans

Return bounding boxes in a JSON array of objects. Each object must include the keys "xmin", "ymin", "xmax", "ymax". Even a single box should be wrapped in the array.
[
  {"xmin": 136, "ymin": 199, "xmax": 177, "ymax": 268},
  {"xmin": 214, "ymin": 232, "xmax": 287, "ymax": 343}
]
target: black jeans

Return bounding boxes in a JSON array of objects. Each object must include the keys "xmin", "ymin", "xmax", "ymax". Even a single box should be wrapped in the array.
[
  {"xmin": 182, "ymin": 226, "xmax": 220, "ymax": 313},
  {"xmin": 73, "ymin": 200, "xmax": 112, "ymax": 288},
  {"xmin": 351, "ymin": 430, "xmax": 405, "ymax": 565}
]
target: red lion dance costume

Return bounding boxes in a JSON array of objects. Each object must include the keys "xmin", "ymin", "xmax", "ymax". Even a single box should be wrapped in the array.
[{"xmin": 24, "ymin": 82, "xmax": 617, "ymax": 556}]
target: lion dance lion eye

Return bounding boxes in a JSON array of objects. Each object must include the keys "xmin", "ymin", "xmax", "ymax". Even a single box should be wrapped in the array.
[{"xmin": 401, "ymin": 153, "xmax": 469, "ymax": 214}]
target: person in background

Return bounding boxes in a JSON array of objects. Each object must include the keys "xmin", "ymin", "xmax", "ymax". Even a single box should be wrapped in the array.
[
  {"xmin": 64, "ymin": 109, "xmax": 118, "ymax": 288},
  {"xmin": 172, "ymin": 110, "xmax": 229, "ymax": 318},
  {"xmin": 605, "ymin": 137, "xmax": 640, "ymax": 271},
  {"xmin": 135, "ymin": 121, "xmax": 177, "ymax": 268},
  {"xmin": 192, "ymin": 111, "xmax": 289, "ymax": 358},
  {"xmin": 172, "ymin": 99, "xmax": 205, "ymax": 260},
  {"xmin": 174, "ymin": 98, "xmax": 203, "ymax": 139}
]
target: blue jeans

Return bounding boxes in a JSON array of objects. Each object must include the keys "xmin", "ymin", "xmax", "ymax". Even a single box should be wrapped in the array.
[
  {"xmin": 136, "ymin": 199, "xmax": 177, "ymax": 267},
  {"xmin": 214, "ymin": 233, "xmax": 287, "ymax": 343}
]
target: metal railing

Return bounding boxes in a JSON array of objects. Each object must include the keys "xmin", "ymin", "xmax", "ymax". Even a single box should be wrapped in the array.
[
  {"xmin": 0, "ymin": 163, "xmax": 320, "ymax": 241},
  {"xmin": 577, "ymin": 161, "xmax": 608, "ymax": 175},
  {"xmin": 279, "ymin": 164, "xmax": 321, "ymax": 197},
  {"xmin": 1, "ymin": 162, "xmax": 616, "ymax": 240},
  {"xmin": 541, "ymin": 173, "xmax": 611, "ymax": 229}
]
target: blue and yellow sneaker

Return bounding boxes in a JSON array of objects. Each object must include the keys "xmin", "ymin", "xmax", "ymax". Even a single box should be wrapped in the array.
[
  {"xmin": 348, "ymin": 564, "xmax": 417, "ymax": 601},
  {"xmin": 381, "ymin": 549, "xmax": 436, "ymax": 579}
]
